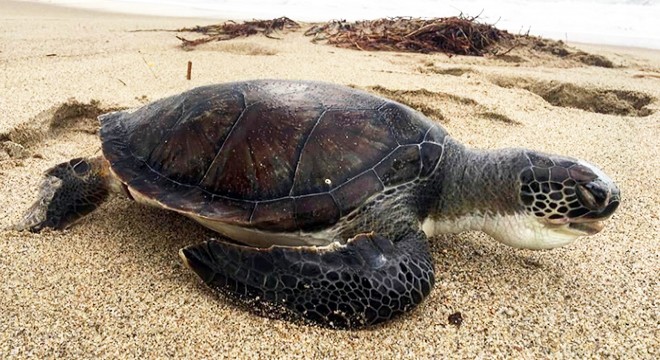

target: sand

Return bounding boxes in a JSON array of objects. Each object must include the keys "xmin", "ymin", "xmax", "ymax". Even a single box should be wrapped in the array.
[{"xmin": 1, "ymin": 1, "xmax": 658, "ymax": 358}]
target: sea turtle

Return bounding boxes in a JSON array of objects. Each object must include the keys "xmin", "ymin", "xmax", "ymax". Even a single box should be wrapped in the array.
[{"xmin": 16, "ymin": 80, "xmax": 620, "ymax": 329}]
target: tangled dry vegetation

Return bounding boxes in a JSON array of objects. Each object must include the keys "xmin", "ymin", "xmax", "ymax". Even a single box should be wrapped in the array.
[
  {"xmin": 176, "ymin": 17, "xmax": 300, "ymax": 49},
  {"xmin": 174, "ymin": 16, "xmax": 613, "ymax": 67},
  {"xmin": 304, "ymin": 16, "xmax": 512, "ymax": 56}
]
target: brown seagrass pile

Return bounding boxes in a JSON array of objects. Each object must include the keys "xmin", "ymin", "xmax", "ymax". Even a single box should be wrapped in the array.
[
  {"xmin": 175, "ymin": 16, "xmax": 511, "ymax": 56},
  {"xmin": 172, "ymin": 15, "xmax": 612, "ymax": 67},
  {"xmin": 304, "ymin": 16, "xmax": 513, "ymax": 55}
]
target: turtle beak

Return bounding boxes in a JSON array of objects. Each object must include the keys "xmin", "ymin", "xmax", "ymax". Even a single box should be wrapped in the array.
[
  {"xmin": 543, "ymin": 162, "xmax": 620, "ymax": 237},
  {"xmin": 566, "ymin": 176, "xmax": 620, "ymax": 236}
]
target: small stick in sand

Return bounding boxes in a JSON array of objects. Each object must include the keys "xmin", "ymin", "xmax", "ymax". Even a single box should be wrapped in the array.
[{"xmin": 187, "ymin": 61, "xmax": 192, "ymax": 80}]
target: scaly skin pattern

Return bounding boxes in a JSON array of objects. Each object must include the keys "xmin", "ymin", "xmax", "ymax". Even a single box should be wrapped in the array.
[{"xmin": 181, "ymin": 231, "xmax": 434, "ymax": 329}]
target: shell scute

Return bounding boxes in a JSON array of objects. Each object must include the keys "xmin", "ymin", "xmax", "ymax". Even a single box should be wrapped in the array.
[
  {"xmin": 199, "ymin": 196, "xmax": 254, "ymax": 223},
  {"xmin": 290, "ymin": 109, "xmax": 397, "ymax": 196},
  {"xmin": 374, "ymin": 145, "xmax": 422, "ymax": 186},
  {"xmin": 378, "ymin": 102, "xmax": 430, "ymax": 144},
  {"xmin": 331, "ymin": 170, "xmax": 384, "ymax": 216},
  {"xmin": 420, "ymin": 143, "xmax": 444, "ymax": 177},
  {"xmin": 250, "ymin": 198, "xmax": 296, "ymax": 231},
  {"xmin": 294, "ymin": 194, "xmax": 340, "ymax": 231},
  {"xmin": 199, "ymin": 103, "xmax": 323, "ymax": 200},
  {"xmin": 133, "ymin": 87, "xmax": 244, "ymax": 185}
]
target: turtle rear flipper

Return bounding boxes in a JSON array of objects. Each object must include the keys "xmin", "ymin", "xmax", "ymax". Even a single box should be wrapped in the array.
[
  {"xmin": 180, "ymin": 232, "xmax": 435, "ymax": 329},
  {"xmin": 15, "ymin": 156, "xmax": 111, "ymax": 232}
]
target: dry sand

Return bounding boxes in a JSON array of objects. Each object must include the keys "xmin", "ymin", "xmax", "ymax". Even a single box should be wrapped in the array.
[{"xmin": 1, "ymin": 0, "xmax": 659, "ymax": 358}]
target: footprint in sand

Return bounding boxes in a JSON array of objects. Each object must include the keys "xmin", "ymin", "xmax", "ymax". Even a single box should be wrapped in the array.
[
  {"xmin": 0, "ymin": 99, "xmax": 125, "ymax": 161},
  {"xmin": 367, "ymin": 85, "xmax": 521, "ymax": 126},
  {"xmin": 490, "ymin": 77, "xmax": 655, "ymax": 117}
]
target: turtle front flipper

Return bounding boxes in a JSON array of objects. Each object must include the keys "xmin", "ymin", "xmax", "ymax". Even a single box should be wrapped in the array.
[
  {"xmin": 15, "ymin": 156, "xmax": 112, "ymax": 232},
  {"xmin": 180, "ymin": 231, "xmax": 435, "ymax": 329}
]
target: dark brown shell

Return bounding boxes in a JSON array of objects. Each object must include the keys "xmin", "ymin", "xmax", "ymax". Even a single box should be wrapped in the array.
[{"xmin": 100, "ymin": 80, "xmax": 446, "ymax": 232}]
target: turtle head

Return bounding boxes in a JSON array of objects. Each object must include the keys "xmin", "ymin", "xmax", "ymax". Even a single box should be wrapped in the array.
[
  {"xmin": 14, "ymin": 156, "xmax": 111, "ymax": 232},
  {"xmin": 484, "ymin": 151, "xmax": 620, "ymax": 249}
]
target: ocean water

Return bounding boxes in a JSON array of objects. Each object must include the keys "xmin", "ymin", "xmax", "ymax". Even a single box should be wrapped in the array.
[{"xmin": 28, "ymin": 0, "xmax": 660, "ymax": 49}]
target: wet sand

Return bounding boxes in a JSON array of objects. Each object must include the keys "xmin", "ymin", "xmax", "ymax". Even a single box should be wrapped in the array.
[{"xmin": 1, "ymin": 0, "xmax": 658, "ymax": 358}]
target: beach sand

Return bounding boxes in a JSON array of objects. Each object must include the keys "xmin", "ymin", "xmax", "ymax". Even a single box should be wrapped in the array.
[{"xmin": 1, "ymin": 0, "xmax": 658, "ymax": 358}]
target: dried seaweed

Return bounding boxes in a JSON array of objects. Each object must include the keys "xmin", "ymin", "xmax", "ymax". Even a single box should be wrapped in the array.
[
  {"xmin": 304, "ymin": 16, "xmax": 512, "ymax": 56},
  {"xmin": 172, "ymin": 15, "xmax": 613, "ymax": 67},
  {"xmin": 177, "ymin": 17, "xmax": 300, "ymax": 49}
]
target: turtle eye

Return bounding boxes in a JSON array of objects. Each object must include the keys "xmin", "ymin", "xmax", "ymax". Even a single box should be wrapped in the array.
[{"xmin": 576, "ymin": 182, "xmax": 610, "ymax": 210}]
